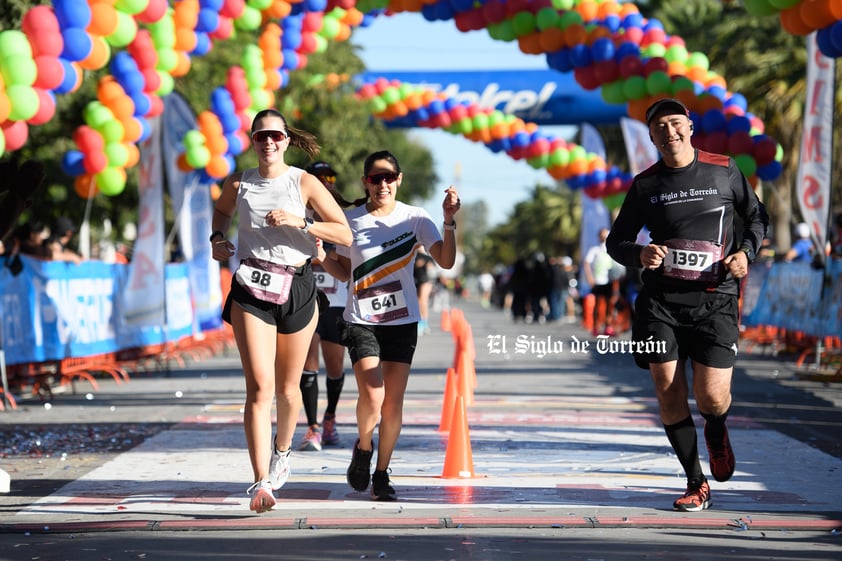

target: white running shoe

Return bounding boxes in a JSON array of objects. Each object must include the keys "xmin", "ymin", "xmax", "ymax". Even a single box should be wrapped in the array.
[
  {"xmin": 246, "ymin": 479, "xmax": 275, "ymax": 513},
  {"xmin": 269, "ymin": 445, "xmax": 291, "ymax": 490}
]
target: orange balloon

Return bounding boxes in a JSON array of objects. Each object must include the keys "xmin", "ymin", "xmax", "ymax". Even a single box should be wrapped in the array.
[
  {"xmin": 619, "ymin": 2, "xmax": 640, "ymax": 17},
  {"xmin": 175, "ymin": 28, "xmax": 198, "ymax": 52},
  {"xmin": 123, "ymin": 143, "xmax": 139, "ymax": 168},
  {"xmin": 667, "ymin": 61, "xmax": 687, "ymax": 77},
  {"xmin": 705, "ymin": 74, "xmax": 727, "ymax": 90},
  {"xmin": 564, "ymin": 24, "xmax": 587, "ymax": 48},
  {"xmin": 577, "ymin": 0, "xmax": 599, "ymax": 22},
  {"xmin": 800, "ymin": 0, "xmax": 836, "ymax": 31},
  {"xmin": 265, "ymin": 0, "xmax": 292, "ymax": 19},
  {"xmin": 588, "ymin": 156, "xmax": 606, "ymax": 173},
  {"xmin": 517, "ymin": 32, "xmax": 544, "ymax": 56},
  {"xmin": 121, "ymin": 116, "xmax": 143, "ymax": 143},
  {"xmin": 597, "ymin": 0, "xmax": 621, "ymax": 18},
  {"xmin": 97, "ymin": 76, "xmax": 124, "ymax": 104},
  {"xmin": 177, "ymin": 152, "xmax": 193, "ymax": 172},
  {"xmin": 0, "ymin": 91, "xmax": 10, "ymax": 124},
  {"xmin": 108, "ymin": 94, "xmax": 135, "ymax": 120},
  {"xmin": 87, "ymin": 2, "xmax": 119, "ymax": 37},
  {"xmin": 524, "ymin": 122, "xmax": 539, "ymax": 134},
  {"xmin": 79, "ymin": 35, "xmax": 110, "ymax": 71},
  {"xmin": 206, "ymin": 154, "xmax": 231, "ymax": 179},
  {"xmin": 684, "ymin": 65, "xmax": 708, "ymax": 85},
  {"xmin": 538, "ymin": 28, "xmax": 567, "ymax": 53},
  {"xmin": 335, "ymin": 23, "xmax": 352, "ymax": 42},
  {"xmin": 265, "ymin": 68, "xmax": 282, "ymax": 90},
  {"xmin": 626, "ymin": 98, "xmax": 649, "ymax": 123},
  {"xmin": 198, "ymin": 110, "xmax": 223, "ymax": 136},
  {"xmin": 206, "ymin": 134, "xmax": 228, "ymax": 156},
  {"xmin": 780, "ymin": 6, "xmax": 813, "ymax": 36},
  {"xmin": 342, "ymin": 8, "xmax": 364, "ymax": 26},
  {"xmin": 174, "ymin": 0, "xmax": 200, "ymax": 29},
  {"xmin": 698, "ymin": 93, "xmax": 724, "ymax": 113},
  {"xmin": 170, "ymin": 51, "xmax": 192, "ymax": 77},
  {"xmin": 74, "ymin": 174, "xmax": 98, "ymax": 199},
  {"xmin": 568, "ymin": 158, "xmax": 588, "ymax": 176},
  {"xmin": 490, "ymin": 122, "xmax": 509, "ymax": 140},
  {"xmin": 586, "ymin": 26, "xmax": 611, "ymax": 45}
]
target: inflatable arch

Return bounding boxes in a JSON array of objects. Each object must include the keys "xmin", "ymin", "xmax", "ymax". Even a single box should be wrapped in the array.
[{"xmin": 2, "ymin": 0, "xmax": 835, "ymax": 201}]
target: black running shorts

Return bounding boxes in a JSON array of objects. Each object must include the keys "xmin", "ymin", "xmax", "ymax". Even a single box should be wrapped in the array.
[
  {"xmin": 631, "ymin": 288, "xmax": 740, "ymax": 370},
  {"xmin": 340, "ymin": 321, "xmax": 418, "ymax": 365},
  {"xmin": 222, "ymin": 262, "xmax": 316, "ymax": 334}
]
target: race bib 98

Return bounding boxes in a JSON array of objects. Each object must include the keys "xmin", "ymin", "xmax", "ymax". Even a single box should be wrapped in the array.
[{"xmin": 235, "ymin": 258, "xmax": 295, "ymax": 304}]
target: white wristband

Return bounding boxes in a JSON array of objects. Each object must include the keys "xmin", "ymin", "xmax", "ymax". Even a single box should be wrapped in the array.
[{"xmin": 443, "ymin": 221, "xmax": 456, "ymax": 231}]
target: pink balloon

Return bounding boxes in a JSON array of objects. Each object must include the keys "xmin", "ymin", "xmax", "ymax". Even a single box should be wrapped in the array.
[
  {"xmin": 2, "ymin": 120, "xmax": 29, "ymax": 152},
  {"xmin": 220, "ymin": 0, "xmax": 245, "ymax": 19},
  {"xmin": 26, "ymin": 28, "xmax": 64, "ymax": 58},
  {"xmin": 301, "ymin": 12, "xmax": 323, "ymax": 33},
  {"xmin": 22, "ymin": 6, "xmax": 60, "ymax": 34},
  {"xmin": 142, "ymin": 67, "xmax": 161, "ymax": 92},
  {"xmin": 137, "ymin": 0, "xmax": 168, "ymax": 24}
]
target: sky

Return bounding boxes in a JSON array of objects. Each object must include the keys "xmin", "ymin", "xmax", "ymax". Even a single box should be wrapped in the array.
[{"xmin": 350, "ymin": 13, "xmax": 578, "ymax": 226}]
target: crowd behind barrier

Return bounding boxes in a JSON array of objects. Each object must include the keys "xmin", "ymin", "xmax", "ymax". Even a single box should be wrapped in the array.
[{"xmin": 0, "ymin": 256, "xmax": 231, "ymax": 401}]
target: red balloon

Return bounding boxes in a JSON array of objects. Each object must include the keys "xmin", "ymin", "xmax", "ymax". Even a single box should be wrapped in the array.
[
  {"xmin": 83, "ymin": 151, "xmax": 108, "ymax": 175},
  {"xmin": 705, "ymin": 130, "xmax": 728, "ymax": 155},
  {"xmin": 26, "ymin": 28, "xmax": 64, "ymax": 58},
  {"xmin": 753, "ymin": 138, "xmax": 777, "ymax": 166},
  {"xmin": 22, "ymin": 6, "xmax": 60, "ymax": 34},
  {"xmin": 482, "ymin": 0, "xmax": 507, "ymax": 24},
  {"xmin": 2, "ymin": 120, "xmax": 29, "ymax": 152},
  {"xmin": 74, "ymin": 125, "xmax": 105, "ymax": 153},
  {"xmin": 220, "ymin": 0, "xmax": 245, "ymax": 19},
  {"xmin": 27, "ymin": 88, "xmax": 56, "ymax": 125},
  {"xmin": 727, "ymin": 130, "xmax": 754, "ymax": 155},
  {"xmin": 137, "ymin": 0, "xmax": 169, "ymax": 24},
  {"xmin": 594, "ymin": 60, "xmax": 620, "ymax": 84},
  {"xmin": 618, "ymin": 55, "xmax": 643, "ymax": 79},
  {"xmin": 643, "ymin": 57, "xmax": 669, "ymax": 75},
  {"xmin": 574, "ymin": 66, "xmax": 600, "ymax": 90},
  {"xmin": 146, "ymin": 95, "xmax": 164, "ymax": 117},
  {"xmin": 142, "ymin": 68, "xmax": 161, "ymax": 92},
  {"xmin": 33, "ymin": 56, "xmax": 65, "ymax": 90},
  {"xmin": 301, "ymin": 12, "xmax": 323, "ymax": 33}
]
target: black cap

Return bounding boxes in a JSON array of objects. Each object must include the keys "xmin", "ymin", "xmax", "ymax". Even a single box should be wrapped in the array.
[
  {"xmin": 55, "ymin": 216, "xmax": 76, "ymax": 234},
  {"xmin": 645, "ymin": 98, "xmax": 690, "ymax": 125},
  {"xmin": 306, "ymin": 161, "xmax": 336, "ymax": 176}
]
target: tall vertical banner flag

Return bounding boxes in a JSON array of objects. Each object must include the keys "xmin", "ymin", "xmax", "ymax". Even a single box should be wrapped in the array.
[
  {"xmin": 578, "ymin": 123, "xmax": 611, "ymax": 296},
  {"xmin": 797, "ymin": 33, "xmax": 835, "ymax": 250},
  {"xmin": 122, "ymin": 115, "xmax": 166, "ymax": 326},
  {"xmin": 163, "ymin": 94, "xmax": 223, "ymax": 332},
  {"xmin": 620, "ymin": 117, "xmax": 660, "ymax": 177}
]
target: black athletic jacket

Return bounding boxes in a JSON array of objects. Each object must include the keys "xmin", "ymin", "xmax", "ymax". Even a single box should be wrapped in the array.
[{"xmin": 606, "ymin": 149, "xmax": 768, "ymax": 296}]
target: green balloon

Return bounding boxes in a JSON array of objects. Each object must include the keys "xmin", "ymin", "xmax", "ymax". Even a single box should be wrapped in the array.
[
  {"xmin": 603, "ymin": 193, "xmax": 626, "ymax": 211},
  {"xmin": 623, "ymin": 76, "xmax": 647, "ymax": 100},
  {"xmin": 312, "ymin": 34, "xmax": 328, "ymax": 54},
  {"xmin": 0, "ymin": 30, "xmax": 32, "ymax": 58},
  {"xmin": 249, "ymin": 0, "xmax": 273, "ymax": 9},
  {"xmin": 558, "ymin": 10, "xmax": 583, "ymax": 29},
  {"xmin": 549, "ymin": 148, "xmax": 570, "ymax": 168},
  {"xmin": 156, "ymin": 48, "xmax": 178, "ymax": 73},
  {"xmin": 472, "ymin": 113, "xmax": 489, "ymax": 131},
  {"xmin": 156, "ymin": 71, "xmax": 175, "ymax": 96},
  {"xmin": 552, "ymin": 0, "xmax": 575, "ymax": 10},
  {"xmin": 743, "ymin": 0, "xmax": 778, "ymax": 17},
  {"xmin": 496, "ymin": 20, "xmax": 517, "ymax": 43},
  {"xmin": 381, "ymin": 87, "xmax": 400, "ymax": 105},
  {"xmin": 249, "ymin": 88, "xmax": 270, "ymax": 110},
  {"xmin": 149, "ymin": 20, "xmax": 176, "ymax": 48},
  {"xmin": 527, "ymin": 155, "xmax": 547, "ymax": 170},
  {"xmin": 768, "ymin": 0, "xmax": 800, "ymax": 8},
  {"xmin": 457, "ymin": 118, "xmax": 472, "ymax": 135},
  {"xmin": 105, "ymin": 142, "xmax": 130, "ymax": 168},
  {"xmin": 601, "ymin": 81, "xmax": 627, "ymax": 105},
  {"xmin": 99, "ymin": 120, "xmax": 125, "ymax": 144},
  {"xmin": 319, "ymin": 15, "xmax": 341, "ymax": 40},
  {"xmin": 6, "ymin": 84, "xmax": 38, "ymax": 121},
  {"xmin": 671, "ymin": 76, "xmax": 695, "ymax": 95},
  {"xmin": 487, "ymin": 110, "xmax": 505, "ymax": 127},
  {"xmin": 84, "ymin": 102, "xmax": 114, "ymax": 129},
  {"xmin": 368, "ymin": 96, "xmax": 387, "ymax": 114},
  {"xmin": 536, "ymin": 8, "xmax": 560, "ymax": 31},
  {"xmin": 686, "ymin": 52, "xmax": 710, "ymax": 71},
  {"xmin": 664, "ymin": 45, "xmax": 688, "ymax": 64},
  {"xmin": 234, "ymin": 6, "xmax": 263, "ymax": 32},
  {"xmin": 486, "ymin": 23, "xmax": 504, "ymax": 41},
  {"xmin": 96, "ymin": 167, "xmax": 127, "ymax": 196},
  {"xmin": 734, "ymin": 154, "xmax": 757, "ymax": 178},
  {"xmin": 512, "ymin": 12, "xmax": 536, "ymax": 38},
  {"xmin": 185, "ymin": 145, "xmax": 211, "ymax": 169},
  {"xmin": 645, "ymin": 71, "xmax": 672, "ymax": 96},
  {"xmin": 183, "ymin": 130, "xmax": 206, "ymax": 149},
  {"xmin": 1, "ymin": 56, "xmax": 37, "ymax": 86},
  {"xmin": 106, "ymin": 12, "xmax": 138, "ymax": 48},
  {"xmin": 115, "ymin": 0, "xmax": 149, "ymax": 15},
  {"xmin": 641, "ymin": 43, "xmax": 666, "ymax": 59},
  {"xmin": 569, "ymin": 145, "xmax": 587, "ymax": 161},
  {"xmin": 0, "ymin": 131, "xmax": 5, "ymax": 158}
]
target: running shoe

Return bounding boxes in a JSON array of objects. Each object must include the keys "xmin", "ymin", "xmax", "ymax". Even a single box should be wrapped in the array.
[
  {"xmin": 246, "ymin": 479, "xmax": 276, "ymax": 513},
  {"xmin": 673, "ymin": 480, "xmax": 711, "ymax": 512},
  {"xmin": 371, "ymin": 469, "xmax": 397, "ymax": 501},
  {"xmin": 704, "ymin": 423, "xmax": 736, "ymax": 482},
  {"xmin": 346, "ymin": 438, "xmax": 374, "ymax": 492},
  {"xmin": 298, "ymin": 426, "xmax": 322, "ymax": 451},
  {"xmin": 268, "ymin": 444, "xmax": 291, "ymax": 490},
  {"xmin": 322, "ymin": 414, "xmax": 339, "ymax": 446}
]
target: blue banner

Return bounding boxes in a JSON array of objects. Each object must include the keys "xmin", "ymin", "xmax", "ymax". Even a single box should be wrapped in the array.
[
  {"xmin": 357, "ymin": 70, "xmax": 628, "ymax": 126},
  {"xmin": 0, "ymin": 257, "xmax": 198, "ymax": 365}
]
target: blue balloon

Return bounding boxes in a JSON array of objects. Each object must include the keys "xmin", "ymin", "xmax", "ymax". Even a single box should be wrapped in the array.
[
  {"xmin": 701, "ymin": 109, "xmax": 727, "ymax": 133},
  {"xmin": 435, "ymin": 1, "xmax": 455, "ymax": 21},
  {"xmin": 724, "ymin": 93, "xmax": 747, "ymax": 112},
  {"xmin": 137, "ymin": 117, "xmax": 152, "ymax": 142},
  {"xmin": 359, "ymin": 14, "xmax": 377, "ymax": 28},
  {"xmin": 54, "ymin": 58, "xmax": 77, "ymax": 94},
  {"xmin": 512, "ymin": 131, "xmax": 530, "ymax": 149},
  {"xmin": 451, "ymin": 0, "xmax": 474, "ymax": 12},
  {"xmin": 200, "ymin": 0, "xmax": 224, "ymax": 11},
  {"xmin": 220, "ymin": 113, "xmax": 240, "ymax": 135},
  {"xmin": 421, "ymin": 4, "xmax": 439, "ymax": 22},
  {"xmin": 591, "ymin": 38, "xmax": 615, "ymax": 63},
  {"xmin": 413, "ymin": 107, "xmax": 430, "ymax": 122},
  {"xmin": 61, "ymin": 150, "xmax": 86, "ymax": 177},
  {"xmin": 621, "ymin": 14, "xmax": 644, "ymax": 29},
  {"xmin": 281, "ymin": 50, "xmax": 299, "ymax": 71},
  {"xmin": 282, "ymin": 30, "xmax": 302, "ymax": 51},
  {"xmin": 756, "ymin": 160, "xmax": 782, "ymax": 181},
  {"xmin": 831, "ymin": 20, "xmax": 842, "ymax": 54},
  {"xmin": 487, "ymin": 139, "xmax": 504, "ymax": 153},
  {"xmin": 428, "ymin": 99, "xmax": 445, "ymax": 115},
  {"xmin": 53, "ymin": 0, "xmax": 91, "ymax": 30},
  {"xmin": 191, "ymin": 32, "xmax": 212, "ymax": 56},
  {"xmin": 304, "ymin": 0, "xmax": 328, "ymax": 11},
  {"xmin": 816, "ymin": 27, "xmax": 841, "ymax": 59},
  {"xmin": 643, "ymin": 19, "xmax": 664, "ymax": 31},
  {"xmin": 614, "ymin": 41, "xmax": 640, "ymax": 63},
  {"xmin": 196, "ymin": 9, "xmax": 220, "ymax": 33},
  {"xmin": 726, "ymin": 115, "xmax": 751, "ymax": 135},
  {"xmin": 224, "ymin": 132, "xmax": 242, "ymax": 154},
  {"xmin": 603, "ymin": 14, "xmax": 621, "ymax": 33},
  {"xmin": 706, "ymin": 85, "xmax": 727, "ymax": 101},
  {"xmin": 443, "ymin": 98, "xmax": 458, "ymax": 111},
  {"xmin": 132, "ymin": 92, "xmax": 151, "ymax": 116},
  {"xmin": 546, "ymin": 49, "xmax": 573, "ymax": 73},
  {"xmin": 288, "ymin": 2, "xmax": 303, "ymax": 15},
  {"xmin": 60, "ymin": 28, "xmax": 92, "ymax": 62},
  {"xmin": 570, "ymin": 44, "xmax": 593, "ymax": 68}
]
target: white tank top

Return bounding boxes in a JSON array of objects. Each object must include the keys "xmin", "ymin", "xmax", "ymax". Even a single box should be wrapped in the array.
[{"xmin": 235, "ymin": 167, "xmax": 316, "ymax": 265}]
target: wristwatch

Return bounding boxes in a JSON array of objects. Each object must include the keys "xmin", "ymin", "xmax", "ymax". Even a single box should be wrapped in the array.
[
  {"xmin": 301, "ymin": 217, "xmax": 314, "ymax": 233},
  {"xmin": 209, "ymin": 230, "xmax": 224, "ymax": 242},
  {"xmin": 740, "ymin": 246, "xmax": 754, "ymax": 263}
]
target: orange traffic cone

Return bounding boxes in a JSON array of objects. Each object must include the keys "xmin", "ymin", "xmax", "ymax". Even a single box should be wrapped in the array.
[
  {"xmin": 582, "ymin": 293, "xmax": 594, "ymax": 331},
  {"xmin": 456, "ymin": 349, "xmax": 475, "ymax": 406},
  {"xmin": 438, "ymin": 367, "xmax": 458, "ymax": 433},
  {"xmin": 440, "ymin": 308, "xmax": 451, "ymax": 332},
  {"xmin": 441, "ymin": 395, "xmax": 475, "ymax": 478}
]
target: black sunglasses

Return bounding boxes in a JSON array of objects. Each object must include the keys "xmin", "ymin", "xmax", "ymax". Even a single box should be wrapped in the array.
[
  {"xmin": 365, "ymin": 172, "xmax": 399, "ymax": 185},
  {"xmin": 252, "ymin": 130, "xmax": 287, "ymax": 143}
]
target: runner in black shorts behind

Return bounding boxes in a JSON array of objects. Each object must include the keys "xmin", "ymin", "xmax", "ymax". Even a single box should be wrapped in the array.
[{"xmin": 606, "ymin": 98, "xmax": 768, "ymax": 513}]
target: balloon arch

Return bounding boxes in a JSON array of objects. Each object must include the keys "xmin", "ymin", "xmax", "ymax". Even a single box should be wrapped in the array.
[{"xmin": 1, "ymin": 0, "xmax": 838, "ymax": 203}]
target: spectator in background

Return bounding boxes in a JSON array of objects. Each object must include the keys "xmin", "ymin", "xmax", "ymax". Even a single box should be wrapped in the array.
[
  {"xmin": 560, "ymin": 256, "xmax": 579, "ymax": 323},
  {"xmin": 48, "ymin": 216, "xmax": 83, "ymax": 264},
  {"xmin": 784, "ymin": 222, "xmax": 815, "ymax": 264},
  {"xmin": 584, "ymin": 227, "xmax": 616, "ymax": 336},
  {"xmin": 15, "ymin": 221, "xmax": 51, "ymax": 259},
  {"xmin": 477, "ymin": 270, "xmax": 495, "ymax": 308}
]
